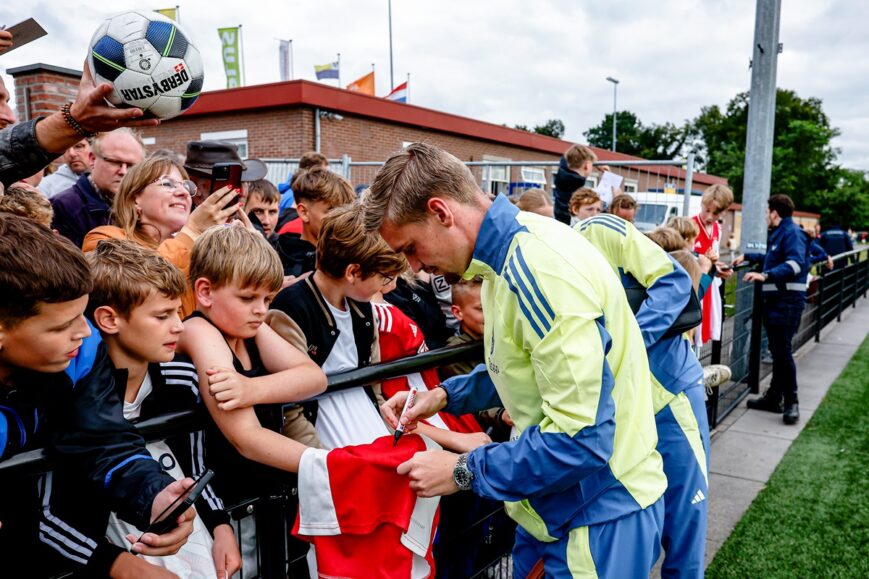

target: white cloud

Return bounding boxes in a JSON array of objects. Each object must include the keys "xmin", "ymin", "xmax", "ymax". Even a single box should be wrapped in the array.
[{"xmin": 1, "ymin": 0, "xmax": 866, "ymax": 169}]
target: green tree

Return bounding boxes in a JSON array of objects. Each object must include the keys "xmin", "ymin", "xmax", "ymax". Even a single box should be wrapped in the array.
[
  {"xmin": 807, "ymin": 169, "xmax": 869, "ymax": 231},
  {"xmin": 583, "ymin": 111, "xmax": 690, "ymax": 160},
  {"xmin": 693, "ymin": 89, "xmax": 841, "ymax": 207},
  {"xmin": 514, "ymin": 118, "xmax": 566, "ymax": 139}
]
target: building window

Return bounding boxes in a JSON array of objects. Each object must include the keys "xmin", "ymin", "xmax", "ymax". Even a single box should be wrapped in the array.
[
  {"xmin": 482, "ymin": 155, "xmax": 510, "ymax": 196},
  {"xmin": 623, "ymin": 181, "xmax": 638, "ymax": 193},
  {"xmin": 200, "ymin": 129, "xmax": 248, "ymax": 158},
  {"xmin": 142, "ymin": 137, "xmax": 156, "ymax": 146}
]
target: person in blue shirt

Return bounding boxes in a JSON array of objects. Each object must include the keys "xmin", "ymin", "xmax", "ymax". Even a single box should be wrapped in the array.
[
  {"xmin": 818, "ymin": 222, "xmax": 854, "ymax": 270},
  {"xmin": 734, "ymin": 194, "xmax": 809, "ymax": 425}
]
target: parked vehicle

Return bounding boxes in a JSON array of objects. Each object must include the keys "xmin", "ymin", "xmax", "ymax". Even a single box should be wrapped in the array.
[{"xmin": 631, "ymin": 192, "xmax": 703, "ymax": 232}]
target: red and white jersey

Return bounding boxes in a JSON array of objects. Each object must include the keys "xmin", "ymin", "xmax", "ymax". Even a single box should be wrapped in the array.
[
  {"xmin": 294, "ymin": 435, "xmax": 440, "ymax": 579},
  {"xmin": 692, "ymin": 215, "xmax": 723, "ymax": 344},
  {"xmin": 374, "ymin": 302, "xmax": 482, "ymax": 434}
]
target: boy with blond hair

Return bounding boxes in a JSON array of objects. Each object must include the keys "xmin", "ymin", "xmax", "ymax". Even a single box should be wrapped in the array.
[
  {"xmin": 55, "ymin": 239, "xmax": 241, "ymax": 578},
  {"xmin": 276, "ymin": 166, "xmax": 355, "ymax": 278},
  {"xmin": 180, "ymin": 225, "xmax": 327, "ymax": 576},
  {"xmin": 692, "ymin": 184, "xmax": 735, "ymax": 344},
  {"xmin": 0, "ymin": 182, "xmax": 54, "ymax": 227}
]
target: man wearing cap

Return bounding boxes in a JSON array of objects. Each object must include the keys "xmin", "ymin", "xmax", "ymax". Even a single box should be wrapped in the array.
[{"xmin": 183, "ymin": 140, "xmax": 268, "ymax": 207}]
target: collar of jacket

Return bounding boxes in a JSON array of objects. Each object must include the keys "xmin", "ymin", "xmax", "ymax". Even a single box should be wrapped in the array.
[
  {"xmin": 466, "ymin": 194, "xmax": 527, "ymax": 278},
  {"xmin": 304, "ymin": 275, "xmax": 370, "ymax": 329},
  {"xmin": 553, "ymin": 156, "xmax": 586, "ymax": 194},
  {"xmin": 77, "ymin": 174, "xmax": 111, "ymax": 212}
]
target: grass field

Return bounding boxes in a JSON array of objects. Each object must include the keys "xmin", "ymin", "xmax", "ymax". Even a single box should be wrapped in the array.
[{"xmin": 706, "ymin": 335, "xmax": 869, "ymax": 578}]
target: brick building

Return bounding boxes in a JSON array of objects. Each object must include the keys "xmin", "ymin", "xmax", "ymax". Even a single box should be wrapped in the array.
[{"xmin": 9, "ymin": 64, "xmax": 727, "ymax": 195}]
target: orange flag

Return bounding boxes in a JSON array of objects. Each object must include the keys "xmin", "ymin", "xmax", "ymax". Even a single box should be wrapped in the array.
[{"xmin": 346, "ymin": 71, "xmax": 375, "ymax": 95}]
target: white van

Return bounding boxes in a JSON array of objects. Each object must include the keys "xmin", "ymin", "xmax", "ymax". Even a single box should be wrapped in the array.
[{"xmin": 631, "ymin": 192, "xmax": 703, "ymax": 232}]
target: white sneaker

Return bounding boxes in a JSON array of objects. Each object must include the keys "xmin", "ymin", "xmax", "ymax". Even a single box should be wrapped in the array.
[{"xmin": 704, "ymin": 364, "xmax": 732, "ymax": 395}]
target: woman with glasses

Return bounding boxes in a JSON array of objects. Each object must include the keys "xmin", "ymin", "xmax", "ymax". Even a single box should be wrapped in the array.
[{"xmin": 83, "ymin": 154, "xmax": 244, "ymax": 316}]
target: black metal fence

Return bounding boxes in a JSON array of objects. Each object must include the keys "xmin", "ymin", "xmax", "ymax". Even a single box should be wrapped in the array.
[
  {"xmin": 704, "ymin": 246, "xmax": 868, "ymax": 428},
  {"xmin": 4, "ymin": 249, "xmax": 867, "ymax": 578}
]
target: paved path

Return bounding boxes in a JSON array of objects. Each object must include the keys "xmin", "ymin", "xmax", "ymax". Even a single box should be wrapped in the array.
[{"xmin": 703, "ymin": 295, "xmax": 869, "ymax": 567}]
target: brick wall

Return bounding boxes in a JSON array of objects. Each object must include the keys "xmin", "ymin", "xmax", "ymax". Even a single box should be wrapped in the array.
[{"xmin": 12, "ymin": 71, "xmax": 79, "ymax": 122}]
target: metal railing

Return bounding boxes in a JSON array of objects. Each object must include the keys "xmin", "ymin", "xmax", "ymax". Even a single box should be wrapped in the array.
[{"xmin": 4, "ymin": 248, "xmax": 866, "ymax": 576}]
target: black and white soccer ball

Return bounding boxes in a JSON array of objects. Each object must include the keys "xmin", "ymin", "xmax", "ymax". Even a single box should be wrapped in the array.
[{"xmin": 88, "ymin": 10, "xmax": 204, "ymax": 120}]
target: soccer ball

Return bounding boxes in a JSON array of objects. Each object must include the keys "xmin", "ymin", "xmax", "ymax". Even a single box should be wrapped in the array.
[{"xmin": 88, "ymin": 10, "xmax": 204, "ymax": 120}]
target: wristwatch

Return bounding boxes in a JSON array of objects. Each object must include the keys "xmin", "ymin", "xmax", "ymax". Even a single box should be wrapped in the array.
[{"xmin": 453, "ymin": 453, "xmax": 475, "ymax": 491}]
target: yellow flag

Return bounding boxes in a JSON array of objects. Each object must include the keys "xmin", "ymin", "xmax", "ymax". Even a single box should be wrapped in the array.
[{"xmin": 156, "ymin": 7, "xmax": 177, "ymax": 21}]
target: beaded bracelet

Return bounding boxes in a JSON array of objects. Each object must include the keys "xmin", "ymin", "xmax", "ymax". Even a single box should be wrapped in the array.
[{"xmin": 61, "ymin": 102, "xmax": 97, "ymax": 139}]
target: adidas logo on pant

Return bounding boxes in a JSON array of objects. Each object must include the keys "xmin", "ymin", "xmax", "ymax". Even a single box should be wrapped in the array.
[{"xmin": 691, "ymin": 489, "xmax": 706, "ymax": 505}]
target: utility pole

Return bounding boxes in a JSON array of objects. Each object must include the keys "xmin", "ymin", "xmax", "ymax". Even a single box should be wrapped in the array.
[
  {"xmin": 734, "ymin": 0, "xmax": 782, "ymax": 391},
  {"xmin": 741, "ymin": 0, "xmax": 782, "ymax": 255},
  {"xmin": 388, "ymin": 0, "xmax": 395, "ymax": 91}
]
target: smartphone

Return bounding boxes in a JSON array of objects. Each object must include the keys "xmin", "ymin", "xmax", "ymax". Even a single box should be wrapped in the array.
[
  {"xmin": 138, "ymin": 469, "xmax": 215, "ymax": 539},
  {"xmin": 210, "ymin": 162, "xmax": 244, "ymax": 206},
  {"xmin": 718, "ymin": 263, "xmax": 733, "ymax": 272}
]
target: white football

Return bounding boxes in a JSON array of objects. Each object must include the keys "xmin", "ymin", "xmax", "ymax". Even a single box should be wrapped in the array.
[{"xmin": 88, "ymin": 10, "xmax": 204, "ymax": 120}]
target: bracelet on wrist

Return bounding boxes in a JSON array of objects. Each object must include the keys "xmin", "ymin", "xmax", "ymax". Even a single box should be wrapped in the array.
[{"xmin": 61, "ymin": 102, "xmax": 97, "ymax": 139}]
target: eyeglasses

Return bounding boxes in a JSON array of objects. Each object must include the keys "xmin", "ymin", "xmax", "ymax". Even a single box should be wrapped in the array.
[
  {"xmin": 380, "ymin": 273, "xmax": 395, "ymax": 287},
  {"xmin": 151, "ymin": 176, "xmax": 197, "ymax": 196},
  {"xmin": 96, "ymin": 154, "xmax": 134, "ymax": 171}
]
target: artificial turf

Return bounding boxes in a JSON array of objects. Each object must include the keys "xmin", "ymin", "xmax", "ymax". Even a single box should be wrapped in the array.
[{"xmin": 706, "ymin": 335, "xmax": 869, "ymax": 578}]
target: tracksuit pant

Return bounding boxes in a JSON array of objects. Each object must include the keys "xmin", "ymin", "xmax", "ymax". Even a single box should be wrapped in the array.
[
  {"xmin": 656, "ymin": 386, "xmax": 711, "ymax": 579},
  {"xmin": 512, "ymin": 498, "xmax": 664, "ymax": 578}
]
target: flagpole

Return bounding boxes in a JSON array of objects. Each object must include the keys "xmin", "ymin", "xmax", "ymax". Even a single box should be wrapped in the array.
[
  {"xmin": 239, "ymin": 24, "xmax": 246, "ymax": 86},
  {"xmin": 406, "ymin": 72, "xmax": 410, "ymax": 103},
  {"xmin": 388, "ymin": 0, "xmax": 394, "ymax": 90},
  {"xmin": 289, "ymin": 39, "xmax": 294, "ymax": 80},
  {"xmin": 175, "ymin": 5, "xmax": 181, "ymax": 23},
  {"xmin": 337, "ymin": 52, "xmax": 341, "ymax": 86}
]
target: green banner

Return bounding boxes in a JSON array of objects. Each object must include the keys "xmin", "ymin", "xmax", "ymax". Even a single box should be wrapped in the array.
[{"xmin": 218, "ymin": 27, "xmax": 241, "ymax": 88}]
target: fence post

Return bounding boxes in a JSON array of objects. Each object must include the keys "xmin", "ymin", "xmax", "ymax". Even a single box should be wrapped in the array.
[
  {"xmin": 814, "ymin": 269, "xmax": 824, "ymax": 343},
  {"xmin": 342, "ymin": 154, "xmax": 351, "ymax": 182},
  {"xmin": 748, "ymin": 281, "xmax": 764, "ymax": 394},
  {"xmin": 837, "ymin": 267, "xmax": 845, "ymax": 322}
]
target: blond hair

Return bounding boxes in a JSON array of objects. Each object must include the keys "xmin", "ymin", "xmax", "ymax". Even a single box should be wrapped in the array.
[
  {"xmin": 87, "ymin": 238, "xmax": 185, "ymax": 319},
  {"xmin": 646, "ymin": 227, "xmax": 687, "ymax": 252},
  {"xmin": 568, "ymin": 187, "xmax": 601, "ymax": 216},
  {"xmin": 291, "ymin": 167, "xmax": 354, "ymax": 207},
  {"xmin": 666, "ymin": 216, "xmax": 699, "ymax": 246},
  {"xmin": 451, "ymin": 275, "xmax": 482, "ymax": 307},
  {"xmin": 701, "ymin": 184, "xmax": 734, "ymax": 213},
  {"xmin": 608, "ymin": 193, "xmax": 636, "ymax": 214},
  {"xmin": 317, "ymin": 203, "xmax": 408, "ymax": 279},
  {"xmin": 189, "ymin": 226, "xmax": 283, "ymax": 292},
  {"xmin": 516, "ymin": 188, "xmax": 552, "ymax": 212},
  {"xmin": 113, "ymin": 155, "xmax": 190, "ymax": 247},
  {"xmin": 362, "ymin": 142, "xmax": 482, "ymax": 231},
  {"xmin": 564, "ymin": 144, "xmax": 596, "ymax": 171},
  {"xmin": 0, "ymin": 184, "xmax": 53, "ymax": 228}
]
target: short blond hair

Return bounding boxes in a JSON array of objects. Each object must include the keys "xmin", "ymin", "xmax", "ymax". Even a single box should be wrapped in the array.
[
  {"xmin": 516, "ymin": 188, "xmax": 552, "ymax": 212},
  {"xmin": 669, "ymin": 249, "xmax": 702, "ymax": 292},
  {"xmin": 568, "ymin": 187, "xmax": 600, "ymax": 216},
  {"xmin": 0, "ymin": 184, "xmax": 53, "ymax": 228},
  {"xmin": 363, "ymin": 142, "xmax": 482, "ymax": 231},
  {"xmin": 189, "ymin": 226, "xmax": 283, "ymax": 292},
  {"xmin": 451, "ymin": 275, "xmax": 482, "ymax": 307},
  {"xmin": 564, "ymin": 144, "xmax": 596, "ymax": 171},
  {"xmin": 317, "ymin": 203, "xmax": 408, "ymax": 280},
  {"xmin": 646, "ymin": 226, "xmax": 687, "ymax": 252},
  {"xmin": 666, "ymin": 216, "xmax": 699, "ymax": 246},
  {"xmin": 701, "ymin": 184, "xmax": 734, "ymax": 213},
  {"xmin": 87, "ymin": 238, "xmax": 185, "ymax": 318},
  {"xmin": 291, "ymin": 167, "xmax": 354, "ymax": 208}
]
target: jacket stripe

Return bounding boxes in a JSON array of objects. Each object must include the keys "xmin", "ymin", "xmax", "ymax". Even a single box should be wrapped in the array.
[
  {"xmin": 39, "ymin": 473, "xmax": 97, "ymax": 563},
  {"xmin": 504, "ymin": 270, "xmax": 545, "ymax": 339},
  {"xmin": 582, "ymin": 214, "xmax": 627, "ymax": 234},
  {"xmin": 580, "ymin": 218, "xmax": 627, "ymax": 238},
  {"xmin": 0, "ymin": 404, "xmax": 26, "ymax": 447},
  {"xmin": 785, "ymin": 259, "xmax": 801, "ymax": 274},
  {"xmin": 189, "ymin": 430, "xmax": 224, "ymax": 511},
  {"xmin": 508, "ymin": 259, "xmax": 552, "ymax": 334},
  {"xmin": 514, "ymin": 246, "xmax": 556, "ymax": 321},
  {"xmin": 103, "ymin": 454, "xmax": 153, "ymax": 489}
]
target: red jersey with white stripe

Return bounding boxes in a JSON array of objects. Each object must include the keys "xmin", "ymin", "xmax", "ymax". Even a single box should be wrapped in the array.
[
  {"xmin": 293, "ymin": 435, "xmax": 440, "ymax": 578},
  {"xmin": 692, "ymin": 215, "xmax": 722, "ymax": 344},
  {"xmin": 374, "ymin": 302, "xmax": 482, "ymax": 434}
]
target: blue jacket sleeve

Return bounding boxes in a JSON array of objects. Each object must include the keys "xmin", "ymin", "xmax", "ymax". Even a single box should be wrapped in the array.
[
  {"xmin": 744, "ymin": 252, "xmax": 765, "ymax": 264},
  {"xmin": 633, "ymin": 257, "xmax": 692, "ymax": 348},
  {"xmin": 809, "ymin": 240, "xmax": 828, "ymax": 264},
  {"xmin": 765, "ymin": 228, "xmax": 806, "ymax": 282},
  {"xmin": 698, "ymin": 273, "xmax": 714, "ymax": 300},
  {"xmin": 441, "ymin": 363, "xmax": 502, "ymax": 415}
]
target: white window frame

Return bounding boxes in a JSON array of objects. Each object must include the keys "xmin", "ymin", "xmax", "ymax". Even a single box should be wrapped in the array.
[
  {"xmin": 623, "ymin": 180, "xmax": 638, "ymax": 193},
  {"xmin": 200, "ymin": 129, "xmax": 249, "ymax": 158},
  {"xmin": 520, "ymin": 166, "xmax": 547, "ymax": 186},
  {"xmin": 142, "ymin": 137, "xmax": 156, "ymax": 146},
  {"xmin": 482, "ymin": 155, "xmax": 510, "ymax": 196}
]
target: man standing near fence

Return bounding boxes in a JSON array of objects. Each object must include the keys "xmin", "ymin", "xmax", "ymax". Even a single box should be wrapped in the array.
[
  {"xmin": 734, "ymin": 194, "xmax": 809, "ymax": 425},
  {"xmin": 364, "ymin": 143, "xmax": 666, "ymax": 578}
]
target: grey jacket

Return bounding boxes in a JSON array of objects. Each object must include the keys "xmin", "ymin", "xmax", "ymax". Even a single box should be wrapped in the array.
[{"xmin": 0, "ymin": 118, "xmax": 58, "ymax": 187}]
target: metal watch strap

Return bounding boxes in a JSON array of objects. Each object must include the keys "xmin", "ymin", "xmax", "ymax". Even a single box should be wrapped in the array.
[{"xmin": 453, "ymin": 453, "xmax": 475, "ymax": 491}]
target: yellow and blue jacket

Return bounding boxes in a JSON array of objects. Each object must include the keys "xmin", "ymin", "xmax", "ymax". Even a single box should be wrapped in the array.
[
  {"xmin": 576, "ymin": 214, "xmax": 704, "ymax": 412},
  {"xmin": 443, "ymin": 195, "xmax": 666, "ymax": 542}
]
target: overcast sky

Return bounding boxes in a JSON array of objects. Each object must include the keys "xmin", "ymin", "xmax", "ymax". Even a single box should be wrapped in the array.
[{"xmin": 2, "ymin": 0, "xmax": 867, "ymax": 171}]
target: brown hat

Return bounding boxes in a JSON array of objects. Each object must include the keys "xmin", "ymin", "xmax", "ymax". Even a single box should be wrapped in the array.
[{"xmin": 183, "ymin": 141, "xmax": 268, "ymax": 181}]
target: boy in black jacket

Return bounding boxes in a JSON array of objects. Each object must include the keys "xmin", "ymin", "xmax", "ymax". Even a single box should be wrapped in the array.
[
  {"xmin": 0, "ymin": 214, "xmax": 196, "ymax": 578},
  {"xmin": 42, "ymin": 239, "xmax": 241, "ymax": 577}
]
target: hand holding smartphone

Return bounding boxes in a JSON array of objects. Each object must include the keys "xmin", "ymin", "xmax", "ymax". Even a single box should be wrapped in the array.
[
  {"xmin": 210, "ymin": 162, "xmax": 244, "ymax": 207},
  {"xmin": 136, "ymin": 469, "xmax": 214, "ymax": 542}
]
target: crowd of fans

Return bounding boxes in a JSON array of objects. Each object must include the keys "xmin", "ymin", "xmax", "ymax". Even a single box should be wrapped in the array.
[{"xmin": 0, "ymin": 26, "xmax": 850, "ymax": 578}]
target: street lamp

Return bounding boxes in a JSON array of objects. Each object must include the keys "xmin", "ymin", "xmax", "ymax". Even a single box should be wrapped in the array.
[{"xmin": 606, "ymin": 76, "xmax": 619, "ymax": 152}]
